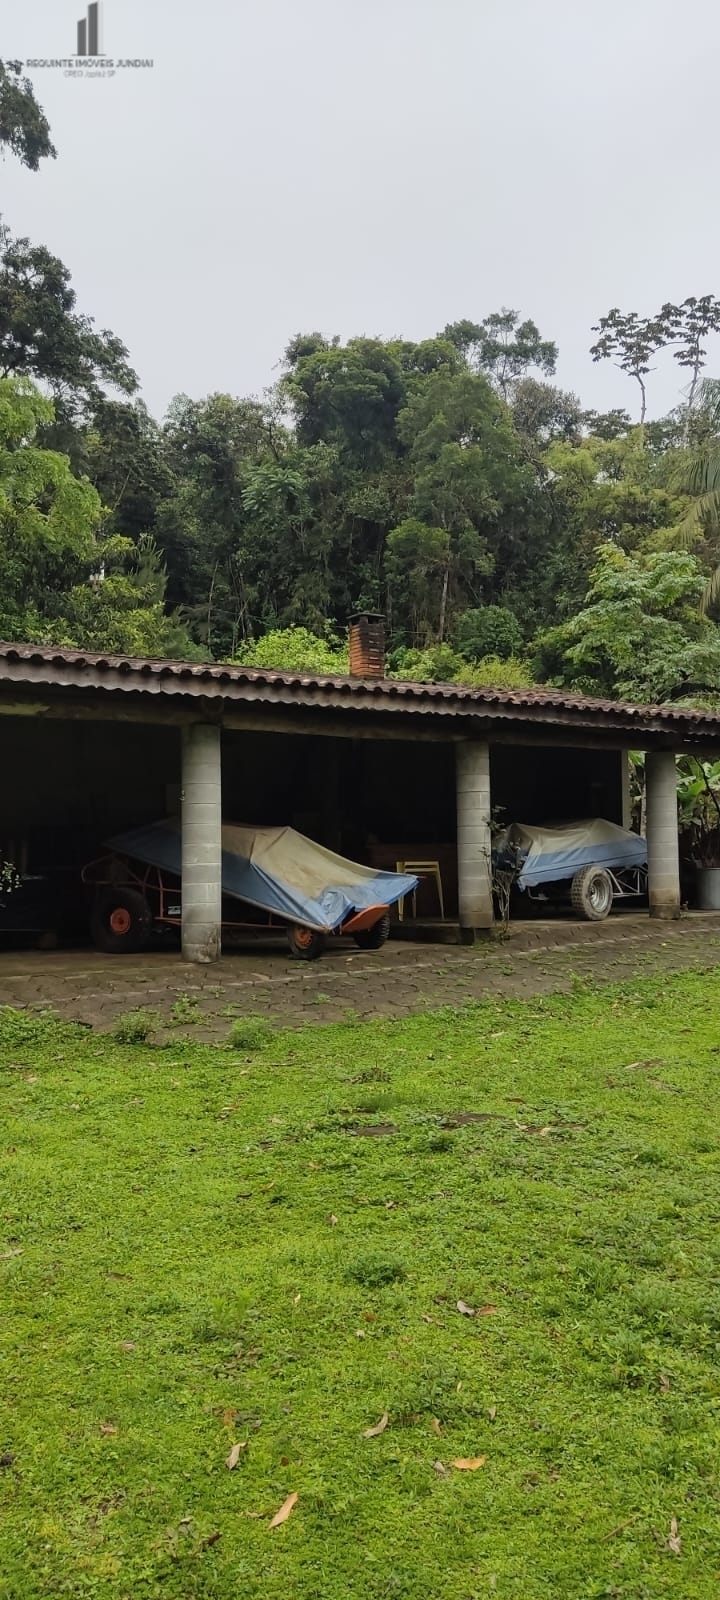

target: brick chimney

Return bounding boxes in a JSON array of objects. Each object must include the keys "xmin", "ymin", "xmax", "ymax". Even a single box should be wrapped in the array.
[{"xmin": 348, "ymin": 612, "xmax": 386, "ymax": 678}]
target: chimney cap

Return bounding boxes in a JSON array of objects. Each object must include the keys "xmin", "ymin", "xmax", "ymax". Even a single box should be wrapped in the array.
[{"xmin": 349, "ymin": 610, "xmax": 385, "ymax": 623}]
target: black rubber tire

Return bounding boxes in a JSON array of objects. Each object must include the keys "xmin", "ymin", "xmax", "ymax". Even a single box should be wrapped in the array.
[
  {"xmin": 90, "ymin": 887, "xmax": 152, "ymax": 953},
  {"xmin": 570, "ymin": 865, "xmax": 613, "ymax": 921},
  {"xmin": 354, "ymin": 912, "xmax": 391, "ymax": 950},
  {"xmin": 287, "ymin": 924, "xmax": 324, "ymax": 961}
]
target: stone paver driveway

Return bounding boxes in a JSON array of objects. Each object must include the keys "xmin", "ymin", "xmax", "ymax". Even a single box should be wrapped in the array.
[{"xmin": 0, "ymin": 912, "xmax": 718, "ymax": 1039}]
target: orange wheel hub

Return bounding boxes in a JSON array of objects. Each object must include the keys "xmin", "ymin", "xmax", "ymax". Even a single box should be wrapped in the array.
[
  {"xmin": 294, "ymin": 926, "xmax": 313, "ymax": 948},
  {"xmin": 109, "ymin": 907, "xmax": 132, "ymax": 935}
]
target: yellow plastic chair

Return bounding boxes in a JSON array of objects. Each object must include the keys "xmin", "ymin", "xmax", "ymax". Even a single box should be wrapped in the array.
[{"xmin": 396, "ymin": 860, "xmax": 445, "ymax": 922}]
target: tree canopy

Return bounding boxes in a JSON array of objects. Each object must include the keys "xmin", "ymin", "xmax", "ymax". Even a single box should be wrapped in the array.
[
  {"xmin": 4, "ymin": 84, "xmax": 720, "ymax": 702},
  {"xmin": 0, "ymin": 60, "xmax": 55, "ymax": 170}
]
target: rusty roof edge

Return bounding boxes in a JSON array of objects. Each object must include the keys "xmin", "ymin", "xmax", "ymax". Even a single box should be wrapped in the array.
[{"xmin": 1, "ymin": 639, "xmax": 720, "ymax": 732}]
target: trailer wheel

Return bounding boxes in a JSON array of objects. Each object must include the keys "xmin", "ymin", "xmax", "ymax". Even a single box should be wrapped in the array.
[
  {"xmin": 570, "ymin": 865, "xmax": 613, "ymax": 921},
  {"xmin": 91, "ymin": 888, "xmax": 152, "ymax": 953},
  {"xmin": 287, "ymin": 924, "xmax": 324, "ymax": 961},
  {"xmin": 354, "ymin": 912, "xmax": 391, "ymax": 950}
]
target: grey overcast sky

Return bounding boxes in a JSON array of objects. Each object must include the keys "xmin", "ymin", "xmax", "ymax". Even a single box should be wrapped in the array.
[{"xmin": 4, "ymin": 0, "xmax": 720, "ymax": 421}]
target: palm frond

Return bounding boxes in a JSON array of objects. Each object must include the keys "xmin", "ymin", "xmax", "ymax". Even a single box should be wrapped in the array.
[
  {"xmin": 675, "ymin": 489, "xmax": 720, "ymax": 549},
  {"xmin": 684, "ymin": 449, "xmax": 720, "ymax": 496},
  {"xmin": 693, "ymin": 378, "xmax": 720, "ymax": 435},
  {"xmin": 701, "ymin": 565, "xmax": 720, "ymax": 615}
]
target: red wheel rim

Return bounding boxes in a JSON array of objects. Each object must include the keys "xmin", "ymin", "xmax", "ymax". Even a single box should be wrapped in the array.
[
  {"xmin": 293, "ymin": 926, "xmax": 313, "ymax": 949},
  {"xmin": 109, "ymin": 907, "xmax": 132, "ymax": 935}
]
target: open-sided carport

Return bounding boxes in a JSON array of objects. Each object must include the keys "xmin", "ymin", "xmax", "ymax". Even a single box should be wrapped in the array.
[{"xmin": 1, "ymin": 620, "xmax": 719, "ymax": 961}]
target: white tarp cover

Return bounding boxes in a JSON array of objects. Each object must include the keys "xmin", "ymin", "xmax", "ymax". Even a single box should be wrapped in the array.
[{"xmin": 497, "ymin": 818, "xmax": 647, "ymax": 889}]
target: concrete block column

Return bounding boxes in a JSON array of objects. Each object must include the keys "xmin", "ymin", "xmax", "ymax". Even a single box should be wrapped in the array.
[
  {"xmin": 456, "ymin": 740, "xmax": 493, "ymax": 940},
  {"xmin": 181, "ymin": 723, "xmax": 222, "ymax": 962},
  {"xmin": 645, "ymin": 749, "xmax": 680, "ymax": 920},
  {"xmin": 620, "ymin": 750, "xmax": 632, "ymax": 830}
]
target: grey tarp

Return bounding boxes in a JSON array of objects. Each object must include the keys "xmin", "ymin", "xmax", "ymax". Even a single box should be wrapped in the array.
[
  {"xmin": 496, "ymin": 818, "xmax": 647, "ymax": 889},
  {"xmin": 107, "ymin": 820, "xmax": 419, "ymax": 933}
]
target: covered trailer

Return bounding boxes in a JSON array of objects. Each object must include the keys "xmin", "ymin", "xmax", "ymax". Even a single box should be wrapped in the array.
[
  {"xmin": 495, "ymin": 819, "xmax": 648, "ymax": 920},
  {"xmin": 83, "ymin": 820, "xmax": 418, "ymax": 959}
]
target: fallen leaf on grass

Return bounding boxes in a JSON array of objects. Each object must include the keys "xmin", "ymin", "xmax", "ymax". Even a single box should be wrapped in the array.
[
  {"xmin": 488, "ymin": 1406, "xmax": 497, "ymax": 1422},
  {"xmin": 221, "ymin": 1407, "xmax": 237, "ymax": 1428},
  {"xmin": 225, "ymin": 1442, "xmax": 247, "ymax": 1469},
  {"xmin": 99, "ymin": 1423, "xmax": 117, "ymax": 1436},
  {"xmin": 660, "ymin": 1374, "xmax": 671, "ymax": 1394},
  {"xmin": 478, "ymin": 1305, "xmax": 497, "ymax": 1317},
  {"xmin": 0, "ymin": 1248, "xmax": 22, "ymax": 1260},
  {"xmin": 668, "ymin": 1517, "xmax": 681, "ymax": 1554},
  {"xmin": 329, "ymin": 1214, "xmax": 338, "ymax": 1227},
  {"xmin": 202, "ymin": 1531, "xmax": 221, "ymax": 1548},
  {"xmin": 452, "ymin": 1456, "xmax": 487, "ymax": 1471},
  {"xmin": 363, "ymin": 1411, "xmax": 389, "ymax": 1439},
  {"xmin": 457, "ymin": 1300, "xmax": 476, "ymax": 1317},
  {"xmin": 431, "ymin": 1417, "xmax": 442, "ymax": 1436},
  {"xmin": 433, "ymin": 1460, "xmax": 449, "ymax": 1476},
  {"xmin": 269, "ymin": 1492, "xmax": 298, "ymax": 1528},
  {"xmin": 119, "ymin": 1341, "xmax": 136, "ymax": 1353}
]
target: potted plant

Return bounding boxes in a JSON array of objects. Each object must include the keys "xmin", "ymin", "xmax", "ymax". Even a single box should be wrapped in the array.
[{"xmin": 677, "ymin": 758, "xmax": 720, "ymax": 908}]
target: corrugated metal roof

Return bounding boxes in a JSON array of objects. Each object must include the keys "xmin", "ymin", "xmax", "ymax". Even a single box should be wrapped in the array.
[{"xmin": 0, "ymin": 639, "xmax": 719, "ymax": 737}]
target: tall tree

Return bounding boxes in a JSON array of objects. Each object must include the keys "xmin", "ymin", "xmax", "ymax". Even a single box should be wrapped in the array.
[
  {"xmin": 0, "ymin": 226, "xmax": 137, "ymax": 417},
  {"xmin": 659, "ymin": 296, "xmax": 720, "ymax": 429},
  {"xmin": 0, "ymin": 375, "xmax": 99, "ymax": 641},
  {"xmin": 282, "ymin": 335, "xmax": 409, "ymax": 468},
  {"xmin": 590, "ymin": 308, "xmax": 667, "ymax": 425},
  {"xmin": 535, "ymin": 544, "xmax": 720, "ymax": 703},
  {"xmin": 0, "ymin": 59, "xmax": 55, "ymax": 169},
  {"xmin": 390, "ymin": 368, "xmax": 539, "ymax": 641},
  {"xmin": 511, "ymin": 378, "xmax": 583, "ymax": 445},
  {"xmin": 0, "ymin": 375, "xmax": 198, "ymax": 657},
  {"xmin": 80, "ymin": 398, "xmax": 174, "ymax": 544},
  {"xmin": 157, "ymin": 392, "xmax": 283, "ymax": 654},
  {"xmin": 443, "ymin": 310, "xmax": 557, "ymax": 399}
]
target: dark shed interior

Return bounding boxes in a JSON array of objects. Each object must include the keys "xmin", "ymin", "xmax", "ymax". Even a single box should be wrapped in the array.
[{"xmin": 0, "ymin": 716, "xmax": 626, "ymax": 932}]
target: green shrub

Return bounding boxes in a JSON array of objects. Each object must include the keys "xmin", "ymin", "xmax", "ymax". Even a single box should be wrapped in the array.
[
  {"xmin": 112, "ymin": 1008, "xmax": 158, "ymax": 1045},
  {"xmin": 345, "ymin": 1254, "xmax": 407, "ymax": 1289},
  {"xmin": 233, "ymin": 627, "xmax": 347, "ymax": 675},
  {"xmin": 454, "ymin": 604, "xmax": 524, "ymax": 662},
  {"xmin": 228, "ymin": 1015, "xmax": 275, "ymax": 1051}
]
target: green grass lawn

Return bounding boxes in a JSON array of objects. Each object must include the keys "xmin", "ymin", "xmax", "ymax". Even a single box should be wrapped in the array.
[{"xmin": 2, "ymin": 972, "xmax": 720, "ymax": 1599}]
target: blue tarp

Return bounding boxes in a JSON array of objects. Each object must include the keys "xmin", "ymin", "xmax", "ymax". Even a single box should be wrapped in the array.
[
  {"xmin": 106, "ymin": 820, "xmax": 419, "ymax": 934},
  {"xmin": 495, "ymin": 819, "xmax": 647, "ymax": 890}
]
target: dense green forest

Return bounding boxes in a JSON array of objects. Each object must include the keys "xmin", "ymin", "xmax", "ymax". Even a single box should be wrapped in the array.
[{"xmin": 5, "ymin": 61, "xmax": 720, "ymax": 704}]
